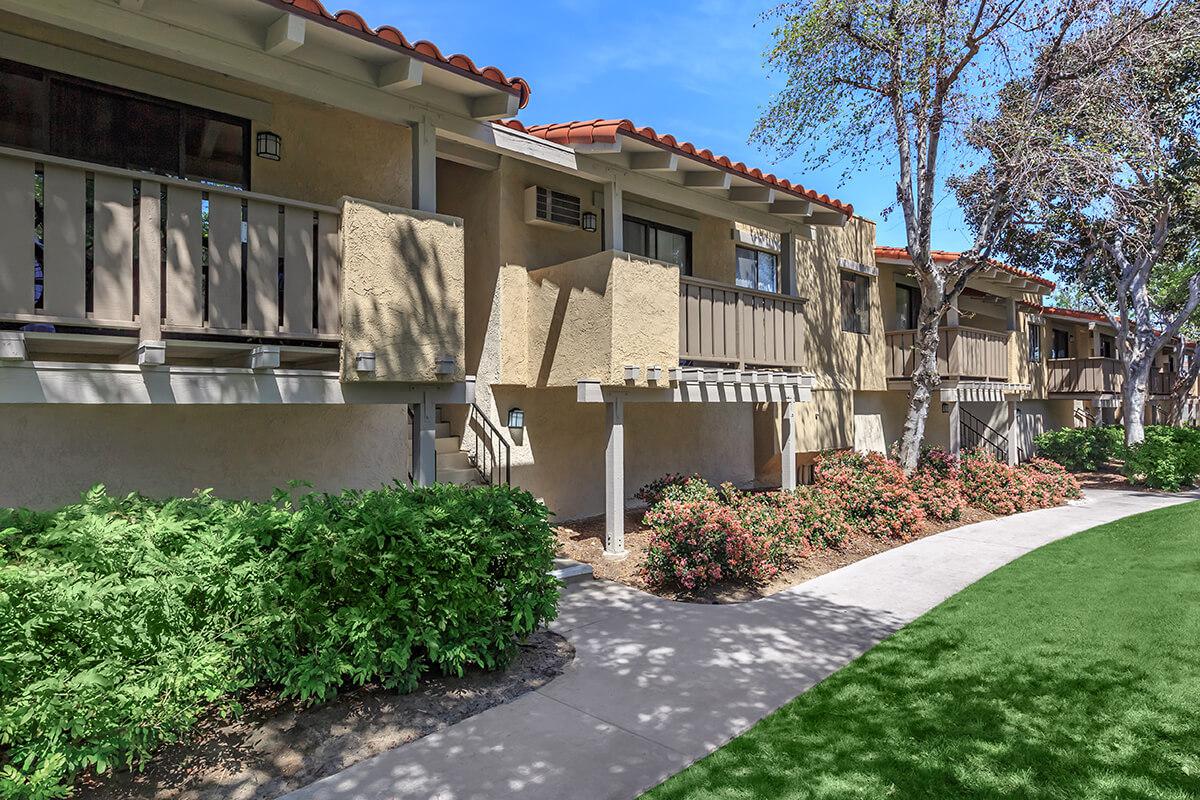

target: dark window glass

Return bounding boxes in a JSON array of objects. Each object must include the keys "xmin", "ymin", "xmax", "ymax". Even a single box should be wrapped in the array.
[
  {"xmin": 0, "ymin": 58, "xmax": 249, "ymax": 188},
  {"xmin": 1051, "ymin": 329, "xmax": 1070, "ymax": 359},
  {"xmin": 841, "ymin": 271, "xmax": 870, "ymax": 334},
  {"xmin": 621, "ymin": 215, "xmax": 690, "ymax": 273},
  {"xmin": 895, "ymin": 283, "xmax": 920, "ymax": 329},
  {"xmin": 1099, "ymin": 334, "xmax": 1115, "ymax": 359},
  {"xmin": 1029, "ymin": 323, "xmax": 1043, "ymax": 363},
  {"xmin": 735, "ymin": 246, "xmax": 778, "ymax": 293},
  {"xmin": 0, "ymin": 60, "xmax": 46, "ymax": 149}
]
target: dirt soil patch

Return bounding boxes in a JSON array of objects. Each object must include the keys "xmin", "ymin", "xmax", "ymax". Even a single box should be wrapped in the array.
[
  {"xmin": 82, "ymin": 630, "xmax": 573, "ymax": 800},
  {"xmin": 556, "ymin": 506, "xmax": 1000, "ymax": 604}
]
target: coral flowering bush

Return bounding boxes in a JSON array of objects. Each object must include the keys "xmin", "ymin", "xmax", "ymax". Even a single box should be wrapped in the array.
[
  {"xmin": 910, "ymin": 447, "xmax": 967, "ymax": 522},
  {"xmin": 959, "ymin": 450, "xmax": 1025, "ymax": 514},
  {"xmin": 813, "ymin": 451, "xmax": 925, "ymax": 540},
  {"xmin": 642, "ymin": 499, "xmax": 760, "ymax": 592},
  {"xmin": 634, "ymin": 473, "xmax": 714, "ymax": 506},
  {"xmin": 1025, "ymin": 457, "xmax": 1083, "ymax": 502}
]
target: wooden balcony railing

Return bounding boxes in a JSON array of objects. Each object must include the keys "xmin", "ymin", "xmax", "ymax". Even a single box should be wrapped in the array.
[
  {"xmin": 885, "ymin": 325, "xmax": 1010, "ymax": 381},
  {"xmin": 0, "ymin": 146, "xmax": 340, "ymax": 344},
  {"xmin": 679, "ymin": 275, "xmax": 805, "ymax": 369},
  {"xmin": 1048, "ymin": 357, "xmax": 1176, "ymax": 395}
]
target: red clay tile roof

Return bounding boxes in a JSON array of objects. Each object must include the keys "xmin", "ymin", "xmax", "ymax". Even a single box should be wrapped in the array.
[
  {"xmin": 874, "ymin": 246, "xmax": 1056, "ymax": 289},
  {"xmin": 1042, "ymin": 306, "xmax": 1112, "ymax": 324},
  {"xmin": 267, "ymin": 0, "xmax": 531, "ymax": 107},
  {"xmin": 501, "ymin": 119, "xmax": 853, "ymax": 218}
]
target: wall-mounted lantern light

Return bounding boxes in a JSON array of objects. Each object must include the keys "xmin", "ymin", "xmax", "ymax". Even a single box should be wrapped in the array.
[
  {"xmin": 941, "ymin": 402, "xmax": 950, "ymax": 414},
  {"xmin": 256, "ymin": 131, "xmax": 282, "ymax": 161},
  {"xmin": 507, "ymin": 407, "xmax": 525, "ymax": 431},
  {"xmin": 581, "ymin": 211, "xmax": 598, "ymax": 233}
]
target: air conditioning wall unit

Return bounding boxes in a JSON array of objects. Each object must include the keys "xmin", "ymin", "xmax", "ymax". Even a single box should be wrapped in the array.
[{"xmin": 525, "ymin": 185, "xmax": 583, "ymax": 229}]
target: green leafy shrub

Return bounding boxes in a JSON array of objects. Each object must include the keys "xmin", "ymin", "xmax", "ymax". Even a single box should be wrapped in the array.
[
  {"xmin": 1123, "ymin": 426, "xmax": 1200, "ymax": 491},
  {"xmin": 1033, "ymin": 426, "xmax": 1123, "ymax": 471},
  {"xmin": 813, "ymin": 451, "xmax": 925, "ymax": 539},
  {"xmin": 0, "ymin": 483, "xmax": 558, "ymax": 799},
  {"xmin": 634, "ymin": 473, "xmax": 715, "ymax": 506}
]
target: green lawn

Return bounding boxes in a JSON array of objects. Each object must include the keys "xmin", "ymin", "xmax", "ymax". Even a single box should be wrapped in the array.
[{"xmin": 643, "ymin": 501, "xmax": 1200, "ymax": 800}]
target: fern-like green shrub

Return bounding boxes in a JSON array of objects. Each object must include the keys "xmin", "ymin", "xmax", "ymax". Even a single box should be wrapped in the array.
[
  {"xmin": 1123, "ymin": 426, "xmax": 1200, "ymax": 491},
  {"xmin": 1033, "ymin": 425, "xmax": 1123, "ymax": 471},
  {"xmin": 0, "ymin": 483, "xmax": 558, "ymax": 799}
]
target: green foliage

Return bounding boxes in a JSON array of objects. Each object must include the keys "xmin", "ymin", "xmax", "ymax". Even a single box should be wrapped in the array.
[
  {"xmin": 0, "ymin": 483, "xmax": 558, "ymax": 799},
  {"xmin": 1033, "ymin": 425, "xmax": 1124, "ymax": 471},
  {"xmin": 1123, "ymin": 426, "xmax": 1200, "ymax": 491}
]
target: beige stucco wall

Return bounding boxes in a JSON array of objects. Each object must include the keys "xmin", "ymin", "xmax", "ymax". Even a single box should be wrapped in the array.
[
  {"xmin": 498, "ymin": 251, "xmax": 679, "ymax": 387},
  {"xmin": 0, "ymin": 404, "xmax": 409, "ymax": 510},
  {"xmin": 1, "ymin": 15, "xmax": 413, "ymax": 208},
  {"xmin": 339, "ymin": 198, "xmax": 466, "ymax": 383},
  {"xmin": 797, "ymin": 217, "xmax": 885, "ymax": 393}
]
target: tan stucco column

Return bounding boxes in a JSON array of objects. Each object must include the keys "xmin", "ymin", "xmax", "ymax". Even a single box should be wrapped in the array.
[
  {"xmin": 410, "ymin": 115, "xmax": 437, "ymax": 213},
  {"xmin": 604, "ymin": 398, "xmax": 627, "ymax": 558},
  {"xmin": 603, "ymin": 182, "xmax": 623, "ymax": 251},
  {"xmin": 781, "ymin": 400, "xmax": 797, "ymax": 491}
]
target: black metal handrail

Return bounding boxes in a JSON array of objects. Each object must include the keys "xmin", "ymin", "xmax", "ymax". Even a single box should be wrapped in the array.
[
  {"xmin": 466, "ymin": 403, "xmax": 511, "ymax": 486},
  {"xmin": 960, "ymin": 407, "xmax": 1027, "ymax": 462}
]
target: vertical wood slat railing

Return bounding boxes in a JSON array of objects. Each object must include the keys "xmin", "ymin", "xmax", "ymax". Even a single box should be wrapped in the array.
[
  {"xmin": 678, "ymin": 275, "xmax": 805, "ymax": 369},
  {"xmin": 885, "ymin": 326, "xmax": 1010, "ymax": 381},
  {"xmin": 1047, "ymin": 358, "xmax": 1177, "ymax": 396},
  {"xmin": 0, "ymin": 146, "xmax": 341, "ymax": 343}
]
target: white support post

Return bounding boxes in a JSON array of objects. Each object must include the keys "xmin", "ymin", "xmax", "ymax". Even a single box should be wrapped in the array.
[
  {"xmin": 412, "ymin": 398, "xmax": 437, "ymax": 486},
  {"xmin": 781, "ymin": 400, "xmax": 797, "ymax": 491},
  {"xmin": 603, "ymin": 181, "xmax": 623, "ymax": 251},
  {"xmin": 948, "ymin": 400, "xmax": 962, "ymax": 456},
  {"xmin": 946, "ymin": 296, "xmax": 961, "ymax": 327},
  {"xmin": 604, "ymin": 398, "xmax": 627, "ymax": 558},
  {"xmin": 780, "ymin": 231, "xmax": 796, "ymax": 297},
  {"xmin": 1007, "ymin": 400, "xmax": 1020, "ymax": 465},
  {"xmin": 411, "ymin": 115, "xmax": 437, "ymax": 213}
]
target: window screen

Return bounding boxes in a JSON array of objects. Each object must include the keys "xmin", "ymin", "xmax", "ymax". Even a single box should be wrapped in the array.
[
  {"xmin": 1051, "ymin": 329, "xmax": 1070, "ymax": 359},
  {"xmin": 1029, "ymin": 323, "xmax": 1043, "ymax": 363},
  {"xmin": 621, "ymin": 215, "xmax": 690, "ymax": 272},
  {"xmin": 735, "ymin": 246, "xmax": 778, "ymax": 293},
  {"xmin": 841, "ymin": 272, "xmax": 871, "ymax": 334},
  {"xmin": 895, "ymin": 283, "xmax": 920, "ymax": 329}
]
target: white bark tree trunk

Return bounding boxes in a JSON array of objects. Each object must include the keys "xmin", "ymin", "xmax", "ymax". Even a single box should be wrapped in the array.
[
  {"xmin": 897, "ymin": 303, "xmax": 944, "ymax": 472},
  {"xmin": 1122, "ymin": 359, "xmax": 1152, "ymax": 446}
]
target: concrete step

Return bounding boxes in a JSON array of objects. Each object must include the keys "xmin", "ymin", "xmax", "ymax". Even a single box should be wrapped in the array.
[
  {"xmin": 437, "ymin": 466, "xmax": 481, "ymax": 486},
  {"xmin": 438, "ymin": 450, "xmax": 472, "ymax": 470},
  {"xmin": 435, "ymin": 436, "xmax": 461, "ymax": 454},
  {"xmin": 435, "ymin": 421, "xmax": 451, "ymax": 437},
  {"xmin": 550, "ymin": 558, "xmax": 594, "ymax": 585}
]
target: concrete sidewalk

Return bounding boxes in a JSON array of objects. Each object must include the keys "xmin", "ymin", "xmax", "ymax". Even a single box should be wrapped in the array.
[{"xmin": 283, "ymin": 489, "xmax": 1198, "ymax": 800}]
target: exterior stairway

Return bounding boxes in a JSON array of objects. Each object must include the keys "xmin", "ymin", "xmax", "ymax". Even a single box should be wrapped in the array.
[{"xmin": 433, "ymin": 408, "xmax": 482, "ymax": 485}]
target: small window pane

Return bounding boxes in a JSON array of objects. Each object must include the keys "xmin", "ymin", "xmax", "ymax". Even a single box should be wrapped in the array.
[
  {"xmin": 757, "ymin": 251, "xmax": 778, "ymax": 293},
  {"xmin": 1051, "ymin": 329, "xmax": 1070, "ymax": 359},
  {"xmin": 1029, "ymin": 324, "xmax": 1043, "ymax": 363},
  {"xmin": 51, "ymin": 80, "xmax": 180, "ymax": 176},
  {"xmin": 623, "ymin": 219, "xmax": 648, "ymax": 257},
  {"xmin": 735, "ymin": 246, "xmax": 756, "ymax": 289},
  {"xmin": 185, "ymin": 112, "xmax": 247, "ymax": 187},
  {"xmin": 895, "ymin": 284, "xmax": 919, "ymax": 329},
  {"xmin": 0, "ymin": 61, "xmax": 47, "ymax": 150},
  {"xmin": 841, "ymin": 272, "xmax": 870, "ymax": 334},
  {"xmin": 656, "ymin": 228, "xmax": 686, "ymax": 270}
]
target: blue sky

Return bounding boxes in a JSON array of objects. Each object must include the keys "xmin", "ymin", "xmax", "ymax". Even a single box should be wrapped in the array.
[{"xmin": 350, "ymin": 0, "xmax": 973, "ymax": 250}]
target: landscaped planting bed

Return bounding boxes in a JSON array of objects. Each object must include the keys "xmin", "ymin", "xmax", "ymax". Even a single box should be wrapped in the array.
[
  {"xmin": 0, "ymin": 484, "xmax": 562, "ymax": 800},
  {"xmin": 557, "ymin": 449, "xmax": 1081, "ymax": 601},
  {"xmin": 1035, "ymin": 424, "xmax": 1200, "ymax": 491}
]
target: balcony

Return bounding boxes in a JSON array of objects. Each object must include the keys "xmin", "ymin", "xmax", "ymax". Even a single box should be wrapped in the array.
[
  {"xmin": 0, "ymin": 147, "xmax": 464, "ymax": 383},
  {"xmin": 1048, "ymin": 357, "xmax": 1174, "ymax": 396},
  {"xmin": 886, "ymin": 325, "xmax": 1010, "ymax": 382},
  {"xmin": 679, "ymin": 276, "xmax": 806, "ymax": 370}
]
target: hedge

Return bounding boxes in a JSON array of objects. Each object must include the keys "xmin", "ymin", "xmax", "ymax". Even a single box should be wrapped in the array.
[
  {"xmin": 0, "ymin": 483, "xmax": 559, "ymax": 799},
  {"xmin": 1034, "ymin": 424, "xmax": 1200, "ymax": 491}
]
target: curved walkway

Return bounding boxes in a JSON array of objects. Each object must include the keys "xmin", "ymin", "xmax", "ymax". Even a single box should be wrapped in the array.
[{"xmin": 283, "ymin": 489, "xmax": 1198, "ymax": 800}]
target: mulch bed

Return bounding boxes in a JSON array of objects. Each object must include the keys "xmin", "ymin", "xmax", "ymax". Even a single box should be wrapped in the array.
[
  {"xmin": 81, "ymin": 631, "xmax": 573, "ymax": 800},
  {"xmin": 556, "ymin": 505, "xmax": 999, "ymax": 604}
]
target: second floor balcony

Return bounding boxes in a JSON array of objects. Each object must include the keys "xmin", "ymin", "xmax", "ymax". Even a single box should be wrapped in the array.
[
  {"xmin": 1048, "ymin": 357, "xmax": 1174, "ymax": 396},
  {"xmin": 678, "ymin": 275, "xmax": 805, "ymax": 370},
  {"xmin": 885, "ymin": 325, "xmax": 1010, "ymax": 383}
]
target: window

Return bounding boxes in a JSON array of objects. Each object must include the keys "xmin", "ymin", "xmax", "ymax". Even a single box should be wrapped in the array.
[
  {"xmin": 1051, "ymin": 329, "xmax": 1070, "ymax": 359},
  {"xmin": 895, "ymin": 283, "xmax": 920, "ymax": 329},
  {"xmin": 0, "ymin": 58, "xmax": 250, "ymax": 188},
  {"xmin": 1099, "ymin": 334, "xmax": 1115, "ymax": 359},
  {"xmin": 840, "ymin": 271, "xmax": 871, "ymax": 334},
  {"xmin": 622, "ymin": 216, "xmax": 691, "ymax": 272},
  {"xmin": 735, "ymin": 246, "xmax": 779, "ymax": 293},
  {"xmin": 1029, "ymin": 323, "xmax": 1043, "ymax": 363}
]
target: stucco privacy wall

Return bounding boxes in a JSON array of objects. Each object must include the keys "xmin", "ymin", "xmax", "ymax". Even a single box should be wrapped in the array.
[
  {"xmin": 873, "ymin": 391, "xmax": 1076, "ymax": 455},
  {"xmin": 0, "ymin": 15, "xmax": 413, "ymax": 208},
  {"xmin": 339, "ymin": 199, "xmax": 466, "ymax": 383},
  {"xmin": 0, "ymin": 405, "xmax": 409, "ymax": 510}
]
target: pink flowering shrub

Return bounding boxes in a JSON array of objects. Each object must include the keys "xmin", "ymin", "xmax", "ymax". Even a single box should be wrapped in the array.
[
  {"xmin": 813, "ymin": 451, "xmax": 925, "ymax": 540},
  {"xmin": 911, "ymin": 447, "xmax": 966, "ymax": 522},
  {"xmin": 1023, "ymin": 457, "xmax": 1083, "ymax": 504},
  {"xmin": 642, "ymin": 499, "xmax": 777, "ymax": 592},
  {"xmin": 960, "ymin": 451, "xmax": 1081, "ymax": 514}
]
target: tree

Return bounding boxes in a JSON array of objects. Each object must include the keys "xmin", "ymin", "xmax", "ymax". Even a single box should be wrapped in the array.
[
  {"xmin": 756, "ymin": 0, "xmax": 1165, "ymax": 471},
  {"xmin": 960, "ymin": 3, "xmax": 1200, "ymax": 444}
]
